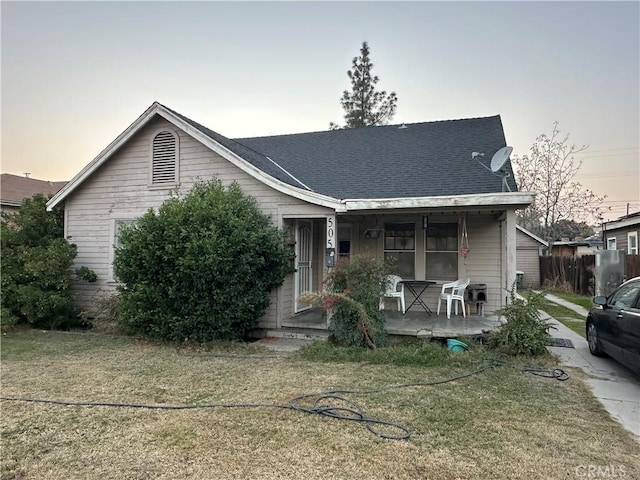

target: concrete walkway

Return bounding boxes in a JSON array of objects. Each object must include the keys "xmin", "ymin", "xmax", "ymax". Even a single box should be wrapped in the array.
[{"xmin": 543, "ymin": 293, "xmax": 640, "ymax": 441}]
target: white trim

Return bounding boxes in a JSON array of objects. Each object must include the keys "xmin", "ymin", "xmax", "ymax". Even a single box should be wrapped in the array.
[
  {"xmin": 46, "ymin": 102, "xmax": 536, "ymax": 216},
  {"xmin": 152, "ymin": 108, "xmax": 344, "ymax": 210},
  {"xmin": 604, "ymin": 216, "xmax": 640, "ymax": 231},
  {"xmin": 294, "ymin": 220, "xmax": 313, "ymax": 313},
  {"xmin": 607, "ymin": 237, "xmax": 617, "ymax": 250},
  {"xmin": 108, "ymin": 213, "xmax": 143, "ymax": 282},
  {"xmin": 47, "ymin": 103, "xmax": 161, "ymax": 210},
  {"xmin": 516, "ymin": 224, "xmax": 548, "ymax": 247},
  {"xmin": 46, "ymin": 102, "xmax": 343, "ymax": 212},
  {"xmin": 628, "ymin": 231, "xmax": 638, "ymax": 255},
  {"xmin": 340, "ymin": 192, "xmax": 535, "ymax": 211},
  {"xmin": 265, "ymin": 156, "xmax": 312, "ymax": 191}
]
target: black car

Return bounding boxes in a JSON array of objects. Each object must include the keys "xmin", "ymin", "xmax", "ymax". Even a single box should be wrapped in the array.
[{"xmin": 586, "ymin": 276, "xmax": 640, "ymax": 376}]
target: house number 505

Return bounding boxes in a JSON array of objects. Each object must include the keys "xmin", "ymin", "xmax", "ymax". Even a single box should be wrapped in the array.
[{"xmin": 326, "ymin": 216, "xmax": 335, "ymax": 248}]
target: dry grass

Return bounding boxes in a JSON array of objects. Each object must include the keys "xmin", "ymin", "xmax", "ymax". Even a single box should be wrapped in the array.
[{"xmin": 2, "ymin": 329, "xmax": 639, "ymax": 480}]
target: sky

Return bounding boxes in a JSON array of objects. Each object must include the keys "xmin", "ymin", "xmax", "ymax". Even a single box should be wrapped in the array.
[{"xmin": 2, "ymin": 1, "xmax": 639, "ymax": 222}]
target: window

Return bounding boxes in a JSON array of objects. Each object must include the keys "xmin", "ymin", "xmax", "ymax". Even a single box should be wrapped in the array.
[
  {"xmin": 628, "ymin": 231, "xmax": 638, "ymax": 255},
  {"xmin": 109, "ymin": 218, "xmax": 137, "ymax": 281},
  {"xmin": 425, "ymin": 223, "xmax": 458, "ymax": 281},
  {"xmin": 384, "ymin": 222, "xmax": 415, "ymax": 279},
  {"xmin": 609, "ymin": 282, "xmax": 640, "ymax": 309},
  {"xmin": 607, "ymin": 237, "xmax": 617, "ymax": 250},
  {"xmin": 151, "ymin": 130, "xmax": 179, "ymax": 186},
  {"xmin": 338, "ymin": 225, "xmax": 351, "ymax": 259}
]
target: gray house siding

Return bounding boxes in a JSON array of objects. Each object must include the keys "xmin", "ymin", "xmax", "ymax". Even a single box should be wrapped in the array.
[
  {"xmin": 516, "ymin": 228, "xmax": 543, "ymax": 288},
  {"xmin": 65, "ymin": 115, "xmax": 330, "ymax": 328}
]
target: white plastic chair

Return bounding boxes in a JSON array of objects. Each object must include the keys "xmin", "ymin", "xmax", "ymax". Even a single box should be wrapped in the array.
[
  {"xmin": 437, "ymin": 278, "xmax": 470, "ymax": 319},
  {"xmin": 379, "ymin": 275, "xmax": 406, "ymax": 314}
]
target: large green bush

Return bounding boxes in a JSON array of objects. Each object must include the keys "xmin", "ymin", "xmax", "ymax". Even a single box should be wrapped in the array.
[
  {"xmin": 1, "ymin": 194, "xmax": 80, "ymax": 329},
  {"xmin": 323, "ymin": 255, "xmax": 389, "ymax": 348},
  {"xmin": 114, "ymin": 179, "xmax": 293, "ymax": 342}
]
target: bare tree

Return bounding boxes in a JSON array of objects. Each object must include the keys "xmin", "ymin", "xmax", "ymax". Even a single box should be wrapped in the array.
[{"xmin": 513, "ymin": 122, "xmax": 608, "ymax": 249}]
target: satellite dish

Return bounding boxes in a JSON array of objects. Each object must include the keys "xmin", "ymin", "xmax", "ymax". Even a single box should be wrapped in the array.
[{"xmin": 490, "ymin": 146, "xmax": 513, "ymax": 172}]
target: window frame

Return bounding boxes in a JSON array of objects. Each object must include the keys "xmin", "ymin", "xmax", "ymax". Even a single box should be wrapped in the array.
[
  {"xmin": 383, "ymin": 222, "xmax": 416, "ymax": 279},
  {"xmin": 338, "ymin": 224, "xmax": 352, "ymax": 259},
  {"xmin": 108, "ymin": 214, "xmax": 139, "ymax": 282},
  {"xmin": 607, "ymin": 237, "xmax": 617, "ymax": 250},
  {"xmin": 424, "ymin": 222, "xmax": 459, "ymax": 281},
  {"xmin": 149, "ymin": 128, "xmax": 180, "ymax": 189},
  {"xmin": 627, "ymin": 231, "xmax": 638, "ymax": 255},
  {"xmin": 609, "ymin": 281, "xmax": 640, "ymax": 309}
]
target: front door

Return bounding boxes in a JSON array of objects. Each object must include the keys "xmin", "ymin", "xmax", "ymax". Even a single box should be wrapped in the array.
[{"xmin": 295, "ymin": 220, "xmax": 313, "ymax": 312}]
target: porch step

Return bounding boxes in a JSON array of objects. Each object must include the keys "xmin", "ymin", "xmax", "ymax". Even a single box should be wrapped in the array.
[{"xmin": 263, "ymin": 328, "xmax": 329, "ymax": 341}]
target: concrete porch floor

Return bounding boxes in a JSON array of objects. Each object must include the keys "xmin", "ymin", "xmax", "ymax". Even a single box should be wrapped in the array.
[{"xmin": 281, "ymin": 307, "xmax": 503, "ymax": 338}]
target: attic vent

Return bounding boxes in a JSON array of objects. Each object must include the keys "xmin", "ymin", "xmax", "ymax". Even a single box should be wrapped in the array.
[{"xmin": 152, "ymin": 131, "xmax": 177, "ymax": 184}]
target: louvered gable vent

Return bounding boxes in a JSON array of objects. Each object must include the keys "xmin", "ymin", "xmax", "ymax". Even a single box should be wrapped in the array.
[{"xmin": 152, "ymin": 131, "xmax": 177, "ymax": 184}]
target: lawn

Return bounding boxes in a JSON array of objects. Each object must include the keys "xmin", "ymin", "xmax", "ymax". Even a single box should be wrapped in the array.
[
  {"xmin": 2, "ymin": 329, "xmax": 639, "ymax": 480},
  {"xmin": 547, "ymin": 291, "xmax": 595, "ymax": 311},
  {"xmin": 538, "ymin": 297, "xmax": 587, "ymax": 338}
]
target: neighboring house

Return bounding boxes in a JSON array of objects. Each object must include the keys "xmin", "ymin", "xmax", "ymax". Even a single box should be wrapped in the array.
[
  {"xmin": 46, "ymin": 102, "xmax": 534, "ymax": 333},
  {"xmin": 603, "ymin": 211, "xmax": 640, "ymax": 254},
  {"xmin": 516, "ymin": 225, "xmax": 547, "ymax": 288},
  {"xmin": 1, "ymin": 173, "xmax": 67, "ymax": 214},
  {"xmin": 551, "ymin": 238, "xmax": 597, "ymax": 257},
  {"xmin": 577, "ymin": 234, "xmax": 603, "ymax": 256}
]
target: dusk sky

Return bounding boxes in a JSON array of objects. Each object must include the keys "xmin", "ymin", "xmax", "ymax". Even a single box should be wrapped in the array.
[{"xmin": 2, "ymin": 1, "xmax": 638, "ymax": 221}]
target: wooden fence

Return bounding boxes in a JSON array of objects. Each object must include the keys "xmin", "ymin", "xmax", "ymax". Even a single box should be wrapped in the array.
[{"xmin": 540, "ymin": 254, "xmax": 640, "ymax": 295}]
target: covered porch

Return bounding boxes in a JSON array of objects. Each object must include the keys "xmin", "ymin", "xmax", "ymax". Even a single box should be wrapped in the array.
[{"xmin": 280, "ymin": 307, "xmax": 503, "ymax": 339}]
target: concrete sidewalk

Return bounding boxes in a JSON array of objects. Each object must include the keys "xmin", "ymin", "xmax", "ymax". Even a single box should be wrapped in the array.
[{"xmin": 543, "ymin": 294, "xmax": 640, "ymax": 441}]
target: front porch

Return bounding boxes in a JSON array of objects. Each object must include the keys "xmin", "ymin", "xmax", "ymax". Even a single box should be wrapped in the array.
[{"xmin": 280, "ymin": 307, "xmax": 503, "ymax": 339}]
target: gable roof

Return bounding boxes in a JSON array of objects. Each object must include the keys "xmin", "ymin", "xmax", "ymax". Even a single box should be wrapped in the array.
[
  {"xmin": 48, "ymin": 102, "xmax": 533, "ymax": 212},
  {"xmin": 516, "ymin": 225, "xmax": 548, "ymax": 247},
  {"xmin": 1, "ymin": 174, "xmax": 67, "ymax": 207}
]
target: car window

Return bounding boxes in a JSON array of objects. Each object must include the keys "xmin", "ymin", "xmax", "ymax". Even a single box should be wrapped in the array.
[{"xmin": 609, "ymin": 282, "xmax": 640, "ymax": 309}]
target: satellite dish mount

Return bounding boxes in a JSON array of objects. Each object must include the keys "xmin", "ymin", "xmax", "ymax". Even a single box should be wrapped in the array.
[{"xmin": 490, "ymin": 146, "xmax": 513, "ymax": 192}]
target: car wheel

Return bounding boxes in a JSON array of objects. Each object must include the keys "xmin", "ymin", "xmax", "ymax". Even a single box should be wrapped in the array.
[{"xmin": 587, "ymin": 321, "xmax": 604, "ymax": 357}]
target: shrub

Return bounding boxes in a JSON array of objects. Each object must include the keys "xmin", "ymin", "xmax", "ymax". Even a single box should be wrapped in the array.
[
  {"xmin": 488, "ymin": 288, "xmax": 553, "ymax": 356},
  {"xmin": 1, "ymin": 194, "xmax": 89, "ymax": 330},
  {"xmin": 302, "ymin": 255, "xmax": 388, "ymax": 348},
  {"xmin": 82, "ymin": 292, "xmax": 122, "ymax": 334},
  {"xmin": 114, "ymin": 179, "xmax": 293, "ymax": 342}
]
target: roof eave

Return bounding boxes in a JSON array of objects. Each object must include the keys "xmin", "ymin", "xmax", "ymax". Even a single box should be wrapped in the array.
[
  {"xmin": 604, "ymin": 217, "xmax": 640, "ymax": 231},
  {"xmin": 47, "ymin": 102, "xmax": 163, "ymax": 210},
  {"xmin": 516, "ymin": 224, "xmax": 549, "ymax": 246},
  {"xmin": 340, "ymin": 192, "xmax": 535, "ymax": 212},
  {"xmin": 47, "ymin": 102, "xmax": 344, "ymax": 212}
]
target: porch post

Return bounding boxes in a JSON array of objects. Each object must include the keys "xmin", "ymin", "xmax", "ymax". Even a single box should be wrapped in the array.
[
  {"xmin": 325, "ymin": 213, "xmax": 337, "ymax": 326},
  {"xmin": 505, "ymin": 209, "xmax": 517, "ymax": 300}
]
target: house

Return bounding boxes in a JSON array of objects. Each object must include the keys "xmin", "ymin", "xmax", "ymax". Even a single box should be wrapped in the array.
[
  {"xmin": 603, "ymin": 211, "xmax": 640, "ymax": 255},
  {"xmin": 516, "ymin": 225, "xmax": 547, "ymax": 288},
  {"xmin": 1, "ymin": 173, "xmax": 67, "ymax": 214},
  {"xmin": 577, "ymin": 234, "xmax": 603, "ymax": 256},
  {"xmin": 551, "ymin": 238, "xmax": 599, "ymax": 257},
  {"xmin": 46, "ymin": 102, "xmax": 534, "ymax": 334}
]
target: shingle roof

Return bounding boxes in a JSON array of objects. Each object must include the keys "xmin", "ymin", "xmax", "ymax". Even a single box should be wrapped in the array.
[
  {"xmin": 164, "ymin": 107, "xmax": 310, "ymax": 190},
  {"xmin": 235, "ymin": 116, "xmax": 518, "ymax": 199},
  {"xmin": 164, "ymin": 104, "xmax": 518, "ymax": 200},
  {"xmin": 1, "ymin": 174, "xmax": 67, "ymax": 206}
]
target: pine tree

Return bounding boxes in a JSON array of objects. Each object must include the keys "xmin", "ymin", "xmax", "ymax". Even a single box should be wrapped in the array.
[{"xmin": 330, "ymin": 41, "xmax": 398, "ymax": 129}]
